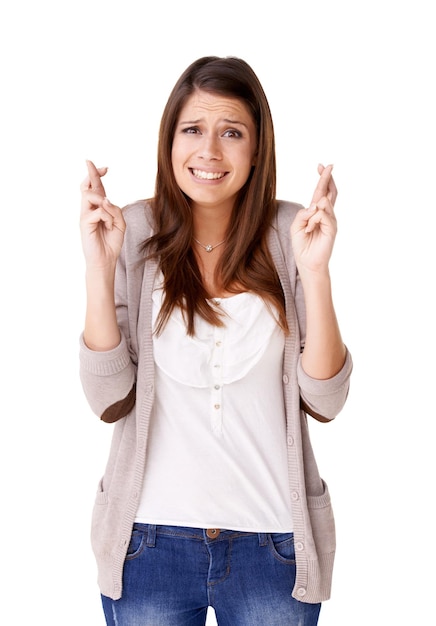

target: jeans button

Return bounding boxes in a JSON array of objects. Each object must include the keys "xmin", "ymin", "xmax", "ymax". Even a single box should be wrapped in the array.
[{"xmin": 206, "ymin": 528, "xmax": 220, "ymax": 539}]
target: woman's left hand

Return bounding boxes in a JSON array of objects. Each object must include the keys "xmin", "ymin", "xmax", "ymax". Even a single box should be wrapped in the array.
[{"xmin": 290, "ymin": 164, "xmax": 338, "ymax": 274}]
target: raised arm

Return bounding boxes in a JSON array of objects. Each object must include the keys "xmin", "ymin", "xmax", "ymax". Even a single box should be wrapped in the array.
[
  {"xmin": 80, "ymin": 160, "xmax": 126, "ymax": 351},
  {"xmin": 290, "ymin": 164, "xmax": 346, "ymax": 379}
]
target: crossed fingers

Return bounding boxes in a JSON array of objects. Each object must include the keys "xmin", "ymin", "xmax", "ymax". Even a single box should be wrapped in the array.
[
  {"xmin": 303, "ymin": 164, "xmax": 338, "ymax": 234},
  {"xmin": 80, "ymin": 160, "xmax": 108, "ymax": 196},
  {"xmin": 309, "ymin": 164, "xmax": 337, "ymax": 213}
]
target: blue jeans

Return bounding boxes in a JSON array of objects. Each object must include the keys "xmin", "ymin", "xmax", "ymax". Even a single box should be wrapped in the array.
[{"xmin": 102, "ymin": 524, "xmax": 321, "ymax": 626}]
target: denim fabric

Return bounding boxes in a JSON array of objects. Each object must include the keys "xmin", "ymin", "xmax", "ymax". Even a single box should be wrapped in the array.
[{"xmin": 101, "ymin": 524, "xmax": 321, "ymax": 626}]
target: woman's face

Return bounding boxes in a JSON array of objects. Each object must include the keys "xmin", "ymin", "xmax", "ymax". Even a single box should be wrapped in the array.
[{"xmin": 171, "ymin": 90, "xmax": 257, "ymax": 215}]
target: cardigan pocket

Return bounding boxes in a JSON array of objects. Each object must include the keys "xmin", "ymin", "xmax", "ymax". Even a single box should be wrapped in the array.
[
  {"xmin": 94, "ymin": 477, "xmax": 109, "ymax": 505},
  {"xmin": 306, "ymin": 479, "xmax": 336, "ymax": 554},
  {"xmin": 91, "ymin": 478, "xmax": 113, "ymax": 561}
]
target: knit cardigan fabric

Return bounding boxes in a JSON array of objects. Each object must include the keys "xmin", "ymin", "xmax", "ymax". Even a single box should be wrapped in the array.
[{"xmin": 79, "ymin": 199, "xmax": 353, "ymax": 604}]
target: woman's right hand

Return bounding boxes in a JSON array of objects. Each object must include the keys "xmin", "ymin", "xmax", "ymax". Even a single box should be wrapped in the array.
[{"xmin": 80, "ymin": 160, "xmax": 126, "ymax": 270}]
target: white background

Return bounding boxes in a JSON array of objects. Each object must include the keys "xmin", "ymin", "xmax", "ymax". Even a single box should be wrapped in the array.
[{"xmin": 1, "ymin": 0, "xmax": 435, "ymax": 624}]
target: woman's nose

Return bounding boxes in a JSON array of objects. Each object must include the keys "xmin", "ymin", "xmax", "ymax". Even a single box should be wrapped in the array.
[{"xmin": 197, "ymin": 135, "xmax": 222, "ymax": 160}]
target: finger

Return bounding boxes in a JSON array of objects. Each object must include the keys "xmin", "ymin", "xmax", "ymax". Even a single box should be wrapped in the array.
[
  {"xmin": 86, "ymin": 160, "xmax": 108, "ymax": 194},
  {"xmin": 327, "ymin": 174, "xmax": 338, "ymax": 206},
  {"xmin": 87, "ymin": 160, "xmax": 108, "ymax": 191},
  {"xmin": 310, "ymin": 163, "xmax": 333, "ymax": 204},
  {"xmin": 305, "ymin": 210, "xmax": 327, "ymax": 233},
  {"xmin": 102, "ymin": 197, "xmax": 119, "ymax": 215},
  {"xmin": 304, "ymin": 207, "xmax": 336, "ymax": 234},
  {"xmin": 316, "ymin": 196, "xmax": 335, "ymax": 217},
  {"xmin": 81, "ymin": 190, "xmax": 109, "ymax": 212},
  {"xmin": 80, "ymin": 166, "xmax": 108, "ymax": 193},
  {"xmin": 81, "ymin": 205, "xmax": 115, "ymax": 231},
  {"xmin": 309, "ymin": 164, "xmax": 334, "ymax": 207},
  {"xmin": 80, "ymin": 176, "xmax": 91, "ymax": 192},
  {"xmin": 102, "ymin": 197, "xmax": 126, "ymax": 230}
]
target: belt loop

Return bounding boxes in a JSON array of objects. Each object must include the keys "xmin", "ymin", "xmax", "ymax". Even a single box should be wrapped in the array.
[
  {"xmin": 146, "ymin": 524, "xmax": 157, "ymax": 547},
  {"xmin": 258, "ymin": 533, "xmax": 268, "ymax": 546}
]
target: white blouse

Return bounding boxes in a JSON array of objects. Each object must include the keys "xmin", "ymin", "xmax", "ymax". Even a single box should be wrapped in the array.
[{"xmin": 135, "ymin": 283, "xmax": 293, "ymax": 532}]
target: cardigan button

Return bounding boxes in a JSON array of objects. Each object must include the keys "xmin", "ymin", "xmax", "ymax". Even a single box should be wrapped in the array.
[
  {"xmin": 282, "ymin": 374, "xmax": 289, "ymax": 384},
  {"xmin": 297, "ymin": 587, "xmax": 307, "ymax": 597}
]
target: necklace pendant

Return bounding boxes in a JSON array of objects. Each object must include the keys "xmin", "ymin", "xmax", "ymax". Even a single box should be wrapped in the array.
[{"xmin": 193, "ymin": 237, "xmax": 226, "ymax": 252}]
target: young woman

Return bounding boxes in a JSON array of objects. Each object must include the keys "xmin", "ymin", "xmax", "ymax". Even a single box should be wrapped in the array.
[{"xmin": 79, "ymin": 56, "xmax": 352, "ymax": 626}]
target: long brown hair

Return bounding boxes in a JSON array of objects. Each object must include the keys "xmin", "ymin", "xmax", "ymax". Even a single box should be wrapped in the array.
[{"xmin": 143, "ymin": 56, "xmax": 287, "ymax": 335}]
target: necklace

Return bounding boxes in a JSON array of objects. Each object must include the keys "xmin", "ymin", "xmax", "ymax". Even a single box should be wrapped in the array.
[{"xmin": 193, "ymin": 238, "xmax": 226, "ymax": 253}]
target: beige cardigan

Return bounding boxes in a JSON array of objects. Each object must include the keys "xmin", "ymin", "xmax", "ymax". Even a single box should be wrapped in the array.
[{"xmin": 79, "ymin": 199, "xmax": 353, "ymax": 603}]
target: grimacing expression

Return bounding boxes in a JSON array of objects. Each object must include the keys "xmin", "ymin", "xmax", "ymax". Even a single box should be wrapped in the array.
[{"xmin": 171, "ymin": 90, "xmax": 258, "ymax": 214}]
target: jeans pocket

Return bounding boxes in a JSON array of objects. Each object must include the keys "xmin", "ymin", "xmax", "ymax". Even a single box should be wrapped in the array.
[
  {"xmin": 125, "ymin": 529, "xmax": 147, "ymax": 560},
  {"xmin": 268, "ymin": 532, "xmax": 295, "ymax": 563}
]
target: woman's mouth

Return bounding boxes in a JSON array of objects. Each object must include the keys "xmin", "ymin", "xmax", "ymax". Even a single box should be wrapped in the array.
[{"xmin": 190, "ymin": 168, "xmax": 227, "ymax": 180}]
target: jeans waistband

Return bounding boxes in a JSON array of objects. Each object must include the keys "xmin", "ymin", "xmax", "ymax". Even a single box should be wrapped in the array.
[{"xmin": 132, "ymin": 523, "xmax": 269, "ymax": 546}]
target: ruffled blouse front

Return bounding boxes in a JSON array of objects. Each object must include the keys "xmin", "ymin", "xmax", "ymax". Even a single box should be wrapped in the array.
[{"xmin": 152, "ymin": 287, "xmax": 282, "ymax": 386}]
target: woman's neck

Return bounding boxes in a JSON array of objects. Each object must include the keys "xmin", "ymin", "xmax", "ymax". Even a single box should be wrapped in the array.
[{"xmin": 191, "ymin": 203, "xmax": 232, "ymax": 244}]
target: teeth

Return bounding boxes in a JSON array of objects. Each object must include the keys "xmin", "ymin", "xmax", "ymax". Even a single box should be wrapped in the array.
[{"xmin": 192, "ymin": 169, "xmax": 225, "ymax": 180}]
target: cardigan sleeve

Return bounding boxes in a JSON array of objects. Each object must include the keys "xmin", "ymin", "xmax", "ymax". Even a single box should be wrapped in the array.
[
  {"xmin": 79, "ymin": 332, "xmax": 136, "ymax": 421},
  {"xmin": 297, "ymin": 348, "xmax": 353, "ymax": 422}
]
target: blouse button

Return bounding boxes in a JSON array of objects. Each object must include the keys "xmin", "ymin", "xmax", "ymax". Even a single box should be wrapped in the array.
[
  {"xmin": 214, "ymin": 384, "xmax": 220, "ymax": 390},
  {"xmin": 214, "ymin": 404, "xmax": 221, "ymax": 410}
]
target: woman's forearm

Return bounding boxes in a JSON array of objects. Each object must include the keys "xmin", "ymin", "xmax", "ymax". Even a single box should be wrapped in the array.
[
  {"xmin": 299, "ymin": 270, "xmax": 346, "ymax": 380},
  {"xmin": 83, "ymin": 267, "xmax": 121, "ymax": 351}
]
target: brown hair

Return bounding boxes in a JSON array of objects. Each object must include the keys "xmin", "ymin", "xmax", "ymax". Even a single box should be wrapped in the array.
[{"xmin": 143, "ymin": 56, "xmax": 287, "ymax": 335}]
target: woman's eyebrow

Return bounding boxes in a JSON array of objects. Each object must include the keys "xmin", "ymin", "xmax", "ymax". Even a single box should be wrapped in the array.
[{"xmin": 178, "ymin": 117, "xmax": 248, "ymax": 127}]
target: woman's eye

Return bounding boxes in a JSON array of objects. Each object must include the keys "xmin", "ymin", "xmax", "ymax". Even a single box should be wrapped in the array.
[
  {"xmin": 182, "ymin": 126, "xmax": 200, "ymax": 134},
  {"xmin": 223, "ymin": 129, "xmax": 242, "ymax": 138}
]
